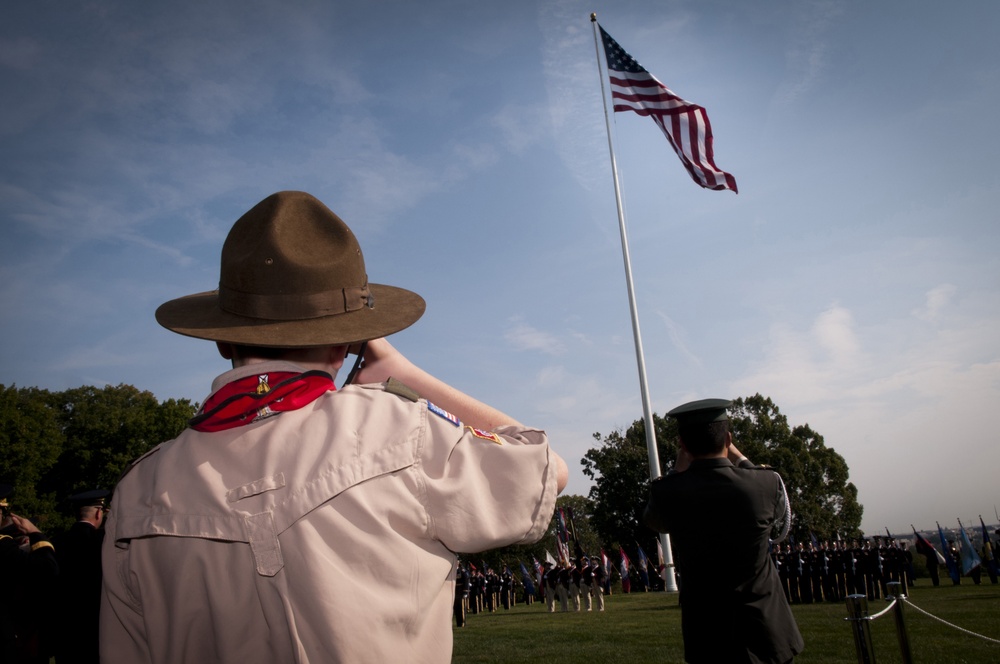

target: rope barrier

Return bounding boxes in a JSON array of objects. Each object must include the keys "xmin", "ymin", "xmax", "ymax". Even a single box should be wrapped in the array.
[
  {"xmin": 842, "ymin": 598, "xmax": 897, "ymax": 622},
  {"xmin": 865, "ymin": 599, "xmax": 897, "ymax": 621},
  {"xmin": 902, "ymin": 597, "xmax": 1000, "ymax": 645}
]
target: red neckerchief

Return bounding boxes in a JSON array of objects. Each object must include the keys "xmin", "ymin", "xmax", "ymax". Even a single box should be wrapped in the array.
[{"xmin": 190, "ymin": 370, "xmax": 335, "ymax": 433}]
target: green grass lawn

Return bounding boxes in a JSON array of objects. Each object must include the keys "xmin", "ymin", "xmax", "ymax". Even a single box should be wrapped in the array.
[{"xmin": 453, "ymin": 583, "xmax": 1000, "ymax": 663}]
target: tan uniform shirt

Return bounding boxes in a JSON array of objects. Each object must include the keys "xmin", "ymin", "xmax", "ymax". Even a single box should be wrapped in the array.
[{"xmin": 100, "ymin": 362, "xmax": 558, "ymax": 664}]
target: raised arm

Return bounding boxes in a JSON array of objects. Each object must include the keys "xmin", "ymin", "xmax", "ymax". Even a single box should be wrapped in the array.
[{"xmin": 355, "ymin": 338, "xmax": 569, "ymax": 492}]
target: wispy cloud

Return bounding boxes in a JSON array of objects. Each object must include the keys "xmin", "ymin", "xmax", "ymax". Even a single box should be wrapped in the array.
[
  {"xmin": 773, "ymin": 0, "xmax": 844, "ymax": 106},
  {"xmin": 654, "ymin": 310, "xmax": 702, "ymax": 368},
  {"xmin": 911, "ymin": 284, "xmax": 956, "ymax": 323},
  {"xmin": 505, "ymin": 316, "xmax": 567, "ymax": 355}
]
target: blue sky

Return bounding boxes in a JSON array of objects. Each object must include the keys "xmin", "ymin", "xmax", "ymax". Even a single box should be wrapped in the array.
[{"xmin": 2, "ymin": 0, "xmax": 998, "ymax": 536}]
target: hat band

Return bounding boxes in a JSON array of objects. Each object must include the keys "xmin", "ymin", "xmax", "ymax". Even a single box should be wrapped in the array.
[{"xmin": 219, "ymin": 284, "xmax": 372, "ymax": 321}]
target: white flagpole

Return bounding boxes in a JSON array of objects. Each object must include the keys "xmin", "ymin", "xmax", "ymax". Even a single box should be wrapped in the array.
[{"xmin": 591, "ymin": 14, "xmax": 676, "ymax": 593}]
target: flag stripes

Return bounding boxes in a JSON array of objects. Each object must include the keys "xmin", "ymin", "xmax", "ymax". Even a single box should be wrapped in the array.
[{"xmin": 598, "ymin": 24, "xmax": 737, "ymax": 193}]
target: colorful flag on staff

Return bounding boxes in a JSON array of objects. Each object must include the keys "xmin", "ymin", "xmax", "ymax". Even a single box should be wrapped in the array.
[
  {"xmin": 937, "ymin": 522, "xmax": 961, "ymax": 584},
  {"xmin": 655, "ymin": 537, "xmax": 667, "ymax": 581},
  {"xmin": 597, "ymin": 24, "xmax": 738, "ymax": 193},
  {"xmin": 600, "ymin": 549, "xmax": 612, "ymax": 593},
  {"xmin": 619, "ymin": 546, "xmax": 632, "ymax": 593},
  {"xmin": 980, "ymin": 517, "xmax": 1000, "ymax": 575},
  {"xmin": 636, "ymin": 544, "xmax": 650, "ymax": 589},
  {"xmin": 957, "ymin": 519, "xmax": 982, "ymax": 576},
  {"xmin": 912, "ymin": 526, "xmax": 946, "ymax": 564},
  {"xmin": 557, "ymin": 508, "xmax": 569, "ymax": 543},
  {"xmin": 557, "ymin": 538, "xmax": 571, "ymax": 565},
  {"xmin": 519, "ymin": 561, "xmax": 536, "ymax": 596}
]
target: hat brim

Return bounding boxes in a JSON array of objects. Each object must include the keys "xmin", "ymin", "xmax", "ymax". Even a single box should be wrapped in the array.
[{"xmin": 155, "ymin": 283, "xmax": 425, "ymax": 348}]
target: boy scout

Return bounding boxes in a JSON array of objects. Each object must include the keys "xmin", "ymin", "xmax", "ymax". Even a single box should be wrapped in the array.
[{"xmin": 100, "ymin": 191, "xmax": 568, "ymax": 663}]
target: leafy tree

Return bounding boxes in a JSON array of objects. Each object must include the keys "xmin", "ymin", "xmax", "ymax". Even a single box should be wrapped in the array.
[
  {"xmin": 0, "ymin": 382, "xmax": 196, "ymax": 532},
  {"xmin": 0, "ymin": 385, "xmax": 65, "ymax": 523},
  {"xmin": 40, "ymin": 385, "xmax": 195, "ymax": 511},
  {"xmin": 728, "ymin": 395, "xmax": 863, "ymax": 541},
  {"xmin": 581, "ymin": 413, "xmax": 675, "ymax": 551}
]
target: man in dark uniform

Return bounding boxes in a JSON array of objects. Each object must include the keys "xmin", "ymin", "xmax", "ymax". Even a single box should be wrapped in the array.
[
  {"xmin": 53, "ymin": 489, "xmax": 109, "ymax": 664},
  {"xmin": 785, "ymin": 543, "xmax": 801, "ymax": 604},
  {"xmin": 543, "ymin": 562, "xmax": 557, "ymax": 612},
  {"xmin": 1, "ymin": 484, "xmax": 59, "ymax": 664},
  {"xmin": 643, "ymin": 399, "xmax": 803, "ymax": 664},
  {"xmin": 581, "ymin": 556, "xmax": 595, "ymax": 611},
  {"xmin": 453, "ymin": 561, "xmax": 470, "ymax": 627}
]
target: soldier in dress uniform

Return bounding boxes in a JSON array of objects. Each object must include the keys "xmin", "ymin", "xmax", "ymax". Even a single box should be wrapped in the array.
[
  {"xmin": 846, "ymin": 539, "xmax": 862, "ymax": 596},
  {"xmin": 557, "ymin": 561, "xmax": 571, "ymax": 612},
  {"xmin": 797, "ymin": 542, "xmax": 812, "ymax": 604},
  {"xmin": 543, "ymin": 562, "xmax": 557, "ymax": 613},
  {"xmin": 1, "ymin": 484, "xmax": 59, "ymax": 664},
  {"xmin": 785, "ymin": 543, "xmax": 801, "ymax": 604},
  {"xmin": 580, "ymin": 557, "xmax": 595, "ymax": 612},
  {"xmin": 808, "ymin": 542, "xmax": 824, "ymax": 602},
  {"xmin": 591, "ymin": 558, "xmax": 606, "ymax": 612},
  {"xmin": 643, "ymin": 399, "xmax": 803, "ymax": 663},
  {"xmin": 53, "ymin": 489, "xmax": 110, "ymax": 664},
  {"xmin": 774, "ymin": 543, "xmax": 790, "ymax": 603},
  {"xmin": 569, "ymin": 559, "xmax": 583, "ymax": 611},
  {"xmin": 453, "ymin": 562, "xmax": 470, "ymax": 627},
  {"xmin": 500, "ymin": 566, "xmax": 513, "ymax": 610}
]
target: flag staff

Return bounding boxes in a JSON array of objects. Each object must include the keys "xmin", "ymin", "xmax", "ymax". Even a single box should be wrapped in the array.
[{"xmin": 590, "ymin": 13, "xmax": 676, "ymax": 593}]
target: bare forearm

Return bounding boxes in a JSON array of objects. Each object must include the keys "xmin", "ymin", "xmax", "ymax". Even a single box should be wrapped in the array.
[
  {"xmin": 355, "ymin": 338, "xmax": 519, "ymax": 429},
  {"xmin": 355, "ymin": 338, "xmax": 568, "ymax": 492}
]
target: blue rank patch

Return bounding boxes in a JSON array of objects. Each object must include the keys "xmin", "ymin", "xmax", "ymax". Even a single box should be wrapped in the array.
[{"xmin": 427, "ymin": 401, "xmax": 460, "ymax": 427}]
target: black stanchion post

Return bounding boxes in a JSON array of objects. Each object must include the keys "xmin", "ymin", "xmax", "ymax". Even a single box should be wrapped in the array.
[
  {"xmin": 885, "ymin": 581, "xmax": 913, "ymax": 664},
  {"xmin": 845, "ymin": 593, "xmax": 876, "ymax": 664}
]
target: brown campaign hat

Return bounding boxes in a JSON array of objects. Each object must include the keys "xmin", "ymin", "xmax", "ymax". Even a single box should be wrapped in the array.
[{"xmin": 156, "ymin": 191, "xmax": 425, "ymax": 347}]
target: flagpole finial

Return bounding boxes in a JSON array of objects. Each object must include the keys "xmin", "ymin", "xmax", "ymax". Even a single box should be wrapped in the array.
[{"xmin": 590, "ymin": 13, "xmax": 597, "ymax": 21}]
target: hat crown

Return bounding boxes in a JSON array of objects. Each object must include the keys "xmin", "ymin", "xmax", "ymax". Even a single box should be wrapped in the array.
[
  {"xmin": 667, "ymin": 398, "xmax": 732, "ymax": 424},
  {"xmin": 217, "ymin": 191, "xmax": 372, "ymax": 321},
  {"xmin": 222, "ymin": 191, "xmax": 365, "ymax": 296}
]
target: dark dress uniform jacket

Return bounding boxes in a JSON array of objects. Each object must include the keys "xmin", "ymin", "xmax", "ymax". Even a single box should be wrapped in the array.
[
  {"xmin": 54, "ymin": 521, "xmax": 105, "ymax": 664},
  {"xmin": 644, "ymin": 458, "xmax": 803, "ymax": 664}
]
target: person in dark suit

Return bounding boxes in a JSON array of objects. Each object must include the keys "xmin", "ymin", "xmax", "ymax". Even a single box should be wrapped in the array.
[
  {"xmin": 643, "ymin": 399, "xmax": 804, "ymax": 664},
  {"xmin": 53, "ymin": 489, "xmax": 109, "ymax": 664}
]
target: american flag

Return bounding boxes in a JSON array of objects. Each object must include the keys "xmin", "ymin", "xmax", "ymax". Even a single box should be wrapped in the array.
[{"xmin": 598, "ymin": 24, "xmax": 737, "ymax": 193}]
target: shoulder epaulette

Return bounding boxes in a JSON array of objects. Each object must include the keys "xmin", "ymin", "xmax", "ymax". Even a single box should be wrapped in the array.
[{"xmin": 384, "ymin": 377, "xmax": 420, "ymax": 403}]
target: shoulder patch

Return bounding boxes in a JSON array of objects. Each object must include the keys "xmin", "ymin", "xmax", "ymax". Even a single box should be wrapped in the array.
[
  {"xmin": 427, "ymin": 401, "xmax": 460, "ymax": 427},
  {"xmin": 465, "ymin": 426, "xmax": 502, "ymax": 445},
  {"xmin": 384, "ymin": 377, "xmax": 420, "ymax": 402}
]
